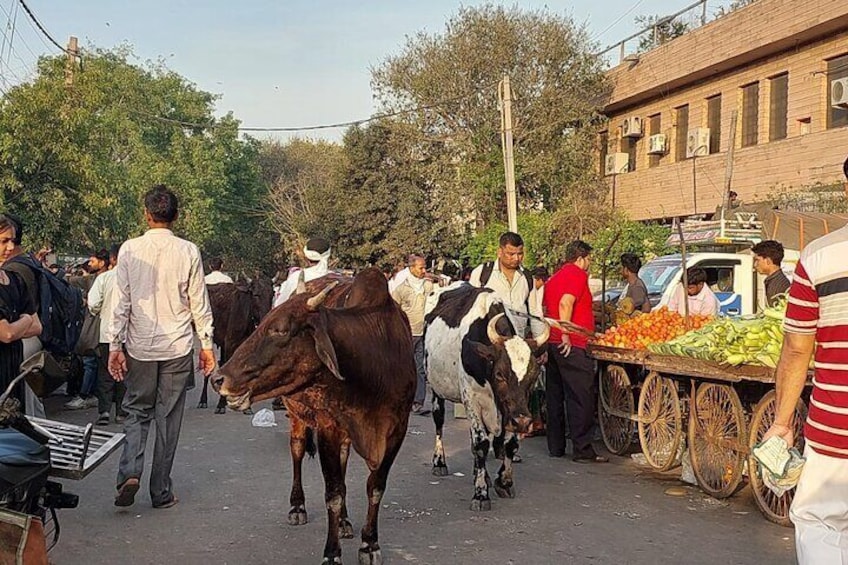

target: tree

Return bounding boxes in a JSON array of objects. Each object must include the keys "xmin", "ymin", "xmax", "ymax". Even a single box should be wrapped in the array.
[
  {"xmin": 334, "ymin": 121, "xmax": 437, "ymax": 269},
  {"xmin": 0, "ymin": 47, "xmax": 275, "ymax": 273},
  {"xmin": 585, "ymin": 215, "xmax": 674, "ymax": 279},
  {"xmin": 371, "ymin": 5, "xmax": 610, "ymax": 241},
  {"xmin": 634, "ymin": 14, "xmax": 690, "ymax": 52},
  {"xmin": 261, "ymin": 138, "xmax": 346, "ymax": 266}
]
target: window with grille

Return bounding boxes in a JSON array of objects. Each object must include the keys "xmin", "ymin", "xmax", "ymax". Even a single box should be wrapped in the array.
[
  {"xmin": 675, "ymin": 105, "xmax": 689, "ymax": 161},
  {"xmin": 707, "ymin": 95, "xmax": 721, "ymax": 153},
  {"xmin": 741, "ymin": 82, "xmax": 759, "ymax": 147},
  {"xmin": 828, "ymin": 54, "xmax": 848, "ymax": 129},
  {"xmin": 620, "ymin": 136, "xmax": 637, "ymax": 172},
  {"xmin": 648, "ymin": 114, "xmax": 661, "ymax": 168},
  {"xmin": 769, "ymin": 73, "xmax": 788, "ymax": 141}
]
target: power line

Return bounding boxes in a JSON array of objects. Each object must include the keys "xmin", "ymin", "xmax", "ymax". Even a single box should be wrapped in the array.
[
  {"xmin": 130, "ymin": 84, "xmax": 497, "ymax": 133},
  {"xmin": 0, "ymin": 1, "xmax": 39, "ymax": 61},
  {"xmin": 16, "ymin": 0, "xmax": 67, "ymax": 54},
  {"xmin": 590, "ymin": 0, "xmax": 644, "ymax": 44}
]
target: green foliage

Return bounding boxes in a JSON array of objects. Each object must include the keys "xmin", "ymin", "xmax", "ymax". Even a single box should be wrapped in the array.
[
  {"xmin": 634, "ymin": 14, "xmax": 690, "ymax": 52},
  {"xmin": 462, "ymin": 212, "xmax": 554, "ymax": 268},
  {"xmin": 585, "ymin": 215, "xmax": 674, "ymax": 279},
  {"xmin": 0, "ymin": 48, "xmax": 277, "ymax": 274},
  {"xmin": 371, "ymin": 4, "xmax": 610, "ymax": 236}
]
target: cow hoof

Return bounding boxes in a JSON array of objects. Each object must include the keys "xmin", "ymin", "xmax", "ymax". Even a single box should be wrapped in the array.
[
  {"xmin": 196, "ymin": 402, "xmax": 207, "ymax": 409},
  {"xmin": 242, "ymin": 408, "xmax": 254, "ymax": 415},
  {"xmin": 358, "ymin": 546, "xmax": 381, "ymax": 565},
  {"xmin": 214, "ymin": 406, "xmax": 226, "ymax": 415},
  {"xmin": 288, "ymin": 507, "xmax": 308, "ymax": 526},
  {"xmin": 470, "ymin": 498, "xmax": 491, "ymax": 512},
  {"xmin": 494, "ymin": 479, "xmax": 515, "ymax": 499},
  {"xmin": 339, "ymin": 518, "xmax": 355, "ymax": 539},
  {"xmin": 321, "ymin": 557, "xmax": 342, "ymax": 565},
  {"xmin": 431, "ymin": 465, "xmax": 449, "ymax": 477}
]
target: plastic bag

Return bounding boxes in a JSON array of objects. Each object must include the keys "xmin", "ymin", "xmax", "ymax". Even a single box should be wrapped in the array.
[
  {"xmin": 752, "ymin": 436, "xmax": 805, "ymax": 497},
  {"xmin": 251, "ymin": 408, "xmax": 277, "ymax": 427}
]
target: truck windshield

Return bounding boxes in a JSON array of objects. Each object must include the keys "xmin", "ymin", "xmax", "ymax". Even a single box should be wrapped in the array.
[{"xmin": 639, "ymin": 261, "xmax": 681, "ymax": 295}]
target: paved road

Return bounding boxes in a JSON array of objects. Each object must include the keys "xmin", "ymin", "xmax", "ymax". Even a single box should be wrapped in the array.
[{"xmin": 49, "ymin": 387, "xmax": 796, "ymax": 565}]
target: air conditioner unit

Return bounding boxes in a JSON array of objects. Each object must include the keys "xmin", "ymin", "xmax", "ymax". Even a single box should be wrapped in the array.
[
  {"xmin": 621, "ymin": 116, "xmax": 643, "ymax": 138},
  {"xmin": 686, "ymin": 127, "xmax": 711, "ymax": 158},
  {"xmin": 604, "ymin": 153, "xmax": 629, "ymax": 176},
  {"xmin": 831, "ymin": 77, "xmax": 848, "ymax": 108},
  {"xmin": 647, "ymin": 134, "xmax": 667, "ymax": 155}
]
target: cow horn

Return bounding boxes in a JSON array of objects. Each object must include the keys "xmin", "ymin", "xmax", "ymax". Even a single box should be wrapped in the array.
[
  {"xmin": 307, "ymin": 281, "xmax": 339, "ymax": 310},
  {"xmin": 295, "ymin": 270, "xmax": 307, "ymax": 295},
  {"xmin": 534, "ymin": 318, "xmax": 551, "ymax": 349},
  {"xmin": 487, "ymin": 313, "xmax": 506, "ymax": 346}
]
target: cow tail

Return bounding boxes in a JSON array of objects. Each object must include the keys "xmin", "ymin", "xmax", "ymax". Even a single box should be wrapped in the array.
[{"xmin": 305, "ymin": 427, "xmax": 317, "ymax": 459}]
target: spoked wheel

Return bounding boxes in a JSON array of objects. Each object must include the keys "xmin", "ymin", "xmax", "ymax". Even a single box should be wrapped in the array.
[
  {"xmin": 748, "ymin": 391, "xmax": 807, "ymax": 526},
  {"xmin": 598, "ymin": 364, "xmax": 634, "ymax": 455},
  {"xmin": 638, "ymin": 371, "xmax": 683, "ymax": 471},
  {"xmin": 689, "ymin": 383, "xmax": 747, "ymax": 499}
]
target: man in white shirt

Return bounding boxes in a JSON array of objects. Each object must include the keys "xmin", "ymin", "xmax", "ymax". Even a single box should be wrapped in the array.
[
  {"xmin": 273, "ymin": 238, "xmax": 332, "ymax": 308},
  {"xmin": 107, "ymin": 185, "xmax": 215, "ymax": 509},
  {"xmin": 88, "ymin": 243, "xmax": 126, "ymax": 426},
  {"xmin": 668, "ymin": 267, "xmax": 720, "ymax": 317},
  {"xmin": 204, "ymin": 257, "xmax": 233, "ymax": 285}
]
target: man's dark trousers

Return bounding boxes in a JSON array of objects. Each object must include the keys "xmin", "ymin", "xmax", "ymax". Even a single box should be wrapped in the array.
[
  {"xmin": 117, "ymin": 352, "xmax": 192, "ymax": 506},
  {"xmin": 545, "ymin": 344, "xmax": 596, "ymax": 457}
]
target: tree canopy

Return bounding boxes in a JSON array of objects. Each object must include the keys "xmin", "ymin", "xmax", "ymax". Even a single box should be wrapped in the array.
[{"xmin": 0, "ymin": 47, "xmax": 277, "ymax": 274}]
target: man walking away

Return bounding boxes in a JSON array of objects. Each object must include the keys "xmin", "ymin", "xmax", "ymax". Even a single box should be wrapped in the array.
[
  {"xmin": 204, "ymin": 257, "xmax": 233, "ymax": 285},
  {"xmin": 763, "ymin": 157, "xmax": 848, "ymax": 563},
  {"xmin": 107, "ymin": 185, "xmax": 216, "ymax": 509},
  {"xmin": 273, "ymin": 237, "xmax": 332, "ymax": 307},
  {"xmin": 751, "ymin": 240, "xmax": 790, "ymax": 308},
  {"xmin": 391, "ymin": 254, "xmax": 433, "ymax": 415},
  {"xmin": 544, "ymin": 241, "xmax": 607, "ymax": 463}
]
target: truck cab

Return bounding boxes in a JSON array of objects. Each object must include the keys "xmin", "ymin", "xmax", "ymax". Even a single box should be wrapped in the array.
[{"xmin": 639, "ymin": 215, "xmax": 799, "ymax": 317}]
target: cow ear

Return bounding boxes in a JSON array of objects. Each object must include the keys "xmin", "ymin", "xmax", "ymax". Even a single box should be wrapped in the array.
[
  {"xmin": 309, "ymin": 313, "xmax": 343, "ymax": 381},
  {"xmin": 468, "ymin": 340, "xmax": 496, "ymax": 362}
]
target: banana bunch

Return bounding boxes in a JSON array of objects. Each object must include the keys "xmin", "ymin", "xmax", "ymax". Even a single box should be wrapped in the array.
[{"xmin": 649, "ymin": 298, "xmax": 789, "ymax": 367}]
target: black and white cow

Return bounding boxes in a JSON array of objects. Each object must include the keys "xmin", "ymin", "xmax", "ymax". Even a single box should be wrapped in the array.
[{"xmin": 424, "ymin": 283, "xmax": 549, "ymax": 511}]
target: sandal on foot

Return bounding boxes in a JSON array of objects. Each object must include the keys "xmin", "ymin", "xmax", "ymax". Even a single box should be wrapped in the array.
[
  {"xmin": 153, "ymin": 495, "xmax": 179, "ymax": 509},
  {"xmin": 115, "ymin": 478, "xmax": 140, "ymax": 507}
]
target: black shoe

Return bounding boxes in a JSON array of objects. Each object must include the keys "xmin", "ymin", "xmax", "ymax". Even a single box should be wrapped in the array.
[
  {"xmin": 548, "ymin": 451, "xmax": 565, "ymax": 458},
  {"xmin": 572, "ymin": 450, "xmax": 609, "ymax": 464}
]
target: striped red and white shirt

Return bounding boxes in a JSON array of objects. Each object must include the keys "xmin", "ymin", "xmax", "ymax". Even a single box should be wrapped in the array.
[{"xmin": 784, "ymin": 225, "xmax": 848, "ymax": 458}]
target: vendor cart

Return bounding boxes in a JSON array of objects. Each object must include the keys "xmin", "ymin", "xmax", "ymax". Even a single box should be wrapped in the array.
[{"xmin": 588, "ymin": 343, "xmax": 808, "ymax": 526}]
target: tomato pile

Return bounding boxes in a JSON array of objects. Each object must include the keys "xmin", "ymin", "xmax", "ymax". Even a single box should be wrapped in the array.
[{"xmin": 593, "ymin": 307, "xmax": 713, "ymax": 350}]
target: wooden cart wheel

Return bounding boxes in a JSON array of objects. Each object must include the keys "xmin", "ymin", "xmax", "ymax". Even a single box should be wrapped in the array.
[
  {"xmin": 637, "ymin": 371, "xmax": 683, "ymax": 471},
  {"xmin": 688, "ymin": 383, "xmax": 747, "ymax": 499},
  {"xmin": 748, "ymin": 390, "xmax": 807, "ymax": 526},
  {"xmin": 598, "ymin": 364, "xmax": 634, "ymax": 455}
]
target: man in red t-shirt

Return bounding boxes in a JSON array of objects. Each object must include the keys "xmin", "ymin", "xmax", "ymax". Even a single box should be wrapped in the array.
[{"xmin": 543, "ymin": 240, "xmax": 607, "ymax": 463}]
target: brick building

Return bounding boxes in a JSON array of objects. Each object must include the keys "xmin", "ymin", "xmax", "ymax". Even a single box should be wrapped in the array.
[{"xmin": 601, "ymin": 0, "xmax": 848, "ymax": 221}]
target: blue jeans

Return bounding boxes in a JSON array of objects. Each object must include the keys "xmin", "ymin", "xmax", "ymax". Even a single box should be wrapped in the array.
[{"xmin": 81, "ymin": 355, "xmax": 98, "ymax": 397}]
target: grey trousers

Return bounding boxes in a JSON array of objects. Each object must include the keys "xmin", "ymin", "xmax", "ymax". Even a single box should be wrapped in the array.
[
  {"xmin": 116, "ymin": 352, "xmax": 192, "ymax": 506},
  {"xmin": 412, "ymin": 335, "xmax": 426, "ymax": 405}
]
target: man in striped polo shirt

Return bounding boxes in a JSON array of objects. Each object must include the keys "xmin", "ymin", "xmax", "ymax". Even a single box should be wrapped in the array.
[{"xmin": 765, "ymin": 157, "xmax": 848, "ymax": 563}]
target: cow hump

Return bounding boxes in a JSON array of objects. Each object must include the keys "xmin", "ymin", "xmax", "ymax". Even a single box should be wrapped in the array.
[
  {"xmin": 345, "ymin": 267, "xmax": 391, "ymax": 308},
  {"xmin": 424, "ymin": 283, "xmax": 492, "ymax": 329}
]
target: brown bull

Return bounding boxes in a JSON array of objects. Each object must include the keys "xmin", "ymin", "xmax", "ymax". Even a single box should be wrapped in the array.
[
  {"xmin": 199, "ymin": 279, "xmax": 273, "ymax": 413},
  {"xmin": 214, "ymin": 268, "xmax": 415, "ymax": 565}
]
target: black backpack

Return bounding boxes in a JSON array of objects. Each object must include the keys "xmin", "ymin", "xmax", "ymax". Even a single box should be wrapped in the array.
[
  {"xmin": 479, "ymin": 261, "xmax": 534, "ymax": 308},
  {"xmin": 8, "ymin": 254, "xmax": 85, "ymax": 355}
]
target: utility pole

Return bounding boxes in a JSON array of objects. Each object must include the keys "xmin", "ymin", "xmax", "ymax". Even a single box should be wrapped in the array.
[
  {"xmin": 64, "ymin": 36, "xmax": 78, "ymax": 88},
  {"xmin": 721, "ymin": 110, "xmax": 739, "ymax": 228},
  {"xmin": 499, "ymin": 75, "xmax": 518, "ymax": 233}
]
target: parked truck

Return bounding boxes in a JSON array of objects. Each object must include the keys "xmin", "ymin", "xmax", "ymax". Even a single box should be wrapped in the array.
[{"xmin": 638, "ymin": 207, "xmax": 848, "ymax": 316}]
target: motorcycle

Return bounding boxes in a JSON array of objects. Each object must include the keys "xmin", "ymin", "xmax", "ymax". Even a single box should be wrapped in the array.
[{"xmin": 0, "ymin": 354, "xmax": 125, "ymax": 563}]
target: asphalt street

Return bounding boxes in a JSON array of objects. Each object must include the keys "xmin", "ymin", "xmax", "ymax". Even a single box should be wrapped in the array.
[{"xmin": 48, "ymin": 386, "xmax": 796, "ymax": 565}]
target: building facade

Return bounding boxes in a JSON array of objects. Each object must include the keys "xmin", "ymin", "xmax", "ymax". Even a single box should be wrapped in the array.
[{"xmin": 602, "ymin": 0, "xmax": 848, "ymax": 221}]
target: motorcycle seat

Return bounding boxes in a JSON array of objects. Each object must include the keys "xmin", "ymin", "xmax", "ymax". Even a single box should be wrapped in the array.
[{"xmin": 0, "ymin": 428, "xmax": 49, "ymax": 467}]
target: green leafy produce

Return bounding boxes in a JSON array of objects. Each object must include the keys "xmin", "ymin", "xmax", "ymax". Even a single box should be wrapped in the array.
[{"xmin": 648, "ymin": 299, "xmax": 788, "ymax": 367}]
